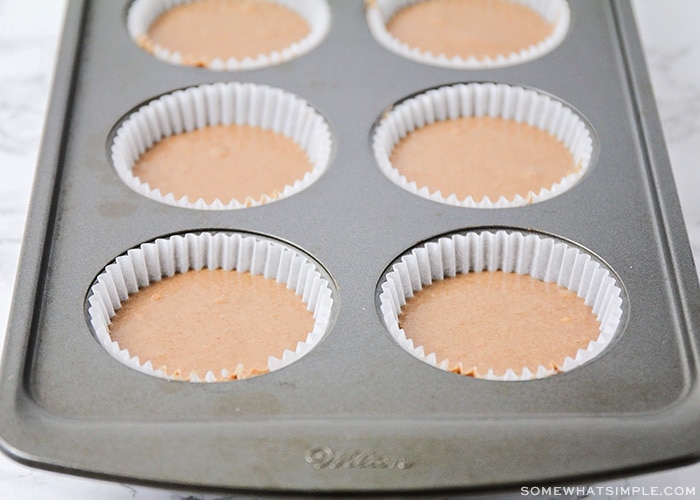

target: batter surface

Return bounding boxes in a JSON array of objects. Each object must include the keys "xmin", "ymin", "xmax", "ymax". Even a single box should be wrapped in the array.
[
  {"xmin": 398, "ymin": 271, "xmax": 600, "ymax": 376},
  {"xmin": 390, "ymin": 116, "xmax": 575, "ymax": 201},
  {"xmin": 132, "ymin": 124, "xmax": 313, "ymax": 205},
  {"xmin": 109, "ymin": 269, "xmax": 315, "ymax": 379},
  {"xmin": 386, "ymin": 0, "xmax": 554, "ymax": 60},
  {"xmin": 140, "ymin": 0, "xmax": 310, "ymax": 66}
]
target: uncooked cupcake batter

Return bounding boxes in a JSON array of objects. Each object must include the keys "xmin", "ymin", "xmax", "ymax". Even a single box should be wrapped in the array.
[
  {"xmin": 398, "ymin": 271, "xmax": 600, "ymax": 376},
  {"xmin": 389, "ymin": 116, "xmax": 576, "ymax": 201},
  {"xmin": 386, "ymin": 0, "xmax": 554, "ymax": 60},
  {"xmin": 139, "ymin": 0, "xmax": 310, "ymax": 65},
  {"xmin": 132, "ymin": 124, "xmax": 313, "ymax": 205},
  {"xmin": 109, "ymin": 269, "xmax": 314, "ymax": 379}
]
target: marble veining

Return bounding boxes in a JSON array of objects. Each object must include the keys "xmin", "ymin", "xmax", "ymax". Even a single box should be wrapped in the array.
[
  {"xmin": 644, "ymin": 46, "xmax": 700, "ymax": 143},
  {"xmin": 646, "ymin": 40, "xmax": 700, "ymax": 273},
  {"xmin": 634, "ymin": 0, "xmax": 700, "ymax": 275},
  {"xmin": 0, "ymin": 0, "xmax": 699, "ymax": 498}
]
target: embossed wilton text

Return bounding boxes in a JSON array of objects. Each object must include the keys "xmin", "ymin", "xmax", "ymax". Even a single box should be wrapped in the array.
[{"xmin": 305, "ymin": 447, "xmax": 412, "ymax": 470}]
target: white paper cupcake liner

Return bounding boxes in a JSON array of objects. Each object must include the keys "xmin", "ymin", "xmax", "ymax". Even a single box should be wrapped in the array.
[
  {"xmin": 87, "ymin": 232, "xmax": 335, "ymax": 382},
  {"xmin": 378, "ymin": 230, "xmax": 624, "ymax": 381},
  {"xmin": 127, "ymin": 0, "xmax": 331, "ymax": 70},
  {"xmin": 366, "ymin": 0, "xmax": 569, "ymax": 69},
  {"xmin": 372, "ymin": 82, "xmax": 595, "ymax": 209},
  {"xmin": 111, "ymin": 82, "xmax": 333, "ymax": 210}
]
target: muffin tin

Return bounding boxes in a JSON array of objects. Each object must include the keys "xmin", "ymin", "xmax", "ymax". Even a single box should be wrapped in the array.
[{"xmin": 1, "ymin": 0, "xmax": 700, "ymax": 495}]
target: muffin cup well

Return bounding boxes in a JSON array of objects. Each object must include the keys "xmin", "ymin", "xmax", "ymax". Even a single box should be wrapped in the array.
[
  {"xmin": 127, "ymin": 0, "xmax": 331, "ymax": 70},
  {"xmin": 372, "ymin": 82, "xmax": 595, "ymax": 208},
  {"xmin": 87, "ymin": 232, "xmax": 335, "ymax": 382},
  {"xmin": 378, "ymin": 230, "xmax": 624, "ymax": 381},
  {"xmin": 111, "ymin": 82, "xmax": 333, "ymax": 210},
  {"xmin": 366, "ymin": 0, "xmax": 569, "ymax": 69}
]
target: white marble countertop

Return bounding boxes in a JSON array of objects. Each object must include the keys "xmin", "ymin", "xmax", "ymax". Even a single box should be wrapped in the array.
[{"xmin": 0, "ymin": 1, "xmax": 699, "ymax": 498}]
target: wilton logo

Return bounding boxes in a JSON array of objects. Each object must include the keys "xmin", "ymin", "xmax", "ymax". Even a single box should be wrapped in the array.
[{"xmin": 305, "ymin": 447, "xmax": 413, "ymax": 470}]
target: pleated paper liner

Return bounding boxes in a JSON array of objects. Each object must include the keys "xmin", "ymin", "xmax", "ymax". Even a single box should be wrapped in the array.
[
  {"xmin": 110, "ymin": 82, "xmax": 333, "ymax": 210},
  {"xmin": 378, "ymin": 230, "xmax": 624, "ymax": 381},
  {"xmin": 372, "ymin": 82, "xmax": 596, "ymax": 208},
  {"xmin": 366, "ymin": 0, "xmax": 569, "ymax": 69},
  {"xmin": 87, "ymin": 232, "xmax": 335, "ymax": 382},
  {"xmin": 128, "ymin": 0, "xmax": 331, "ymax": 70}
]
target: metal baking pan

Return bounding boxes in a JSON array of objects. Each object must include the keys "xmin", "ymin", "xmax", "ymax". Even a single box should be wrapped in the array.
[{"xmin": 1, "ymin": 0, "xmax": 699, "ymax": 495}]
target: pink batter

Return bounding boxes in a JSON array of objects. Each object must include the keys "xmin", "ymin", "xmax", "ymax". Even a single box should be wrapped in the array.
[
  {"xmin": 390, "ymin": 116, "xmax": 576, "ymax": 201},
  {"xmin": 398, "ymin": 271, "xmax": 600, "ymax": 376},
  {"xmin": 139, "ymin": 0, "xmax": 310, "ymax": 66},
  {"xmin": 132, "ymin": 124, "xmax": 312, "ymax": 205},
  {"xmin": 109, "ymin": 269, "xmax": 314, "ymax": 380},
  {"xmin": 386, "ymin": 0, "xmax": 554, "ymax": 60}
]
